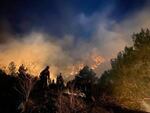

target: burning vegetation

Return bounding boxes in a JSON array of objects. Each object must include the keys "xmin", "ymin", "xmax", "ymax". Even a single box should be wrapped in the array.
[
  {"xmin": 0, "ymin": 29, "xmax": 150, "ymax": 113},
  {"xmin": 0, "ymin": 33, "xmax": 106, "ymax": 80}
]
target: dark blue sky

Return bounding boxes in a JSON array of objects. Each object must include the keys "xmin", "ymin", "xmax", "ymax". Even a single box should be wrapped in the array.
[{"xmin": 0, "ymin": 0, "xmax": 149, "ymax": 38}]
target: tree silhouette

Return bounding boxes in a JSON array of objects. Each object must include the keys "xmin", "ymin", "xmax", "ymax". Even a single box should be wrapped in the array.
[
  {"xmin": 8, "ymin": 61, "xmax": 17, "ymax": 76},
  {"xmin": 73, "ymin": 66, "xmax": 97, "ymax": 101}
]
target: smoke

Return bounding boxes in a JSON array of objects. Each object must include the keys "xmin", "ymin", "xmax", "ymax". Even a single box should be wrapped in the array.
[
  {"xmin": 0, "ymin": 32, "xmax": 105, "ymax": 80},
  {"xmin": 0, "ymin": 33, "xmax": 65, "ymax": 79}
]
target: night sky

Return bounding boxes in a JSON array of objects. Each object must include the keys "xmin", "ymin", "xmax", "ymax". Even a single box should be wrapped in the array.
[{"xmin": 0, "ymin": 0, "xmax": 149, "ymax": 37}]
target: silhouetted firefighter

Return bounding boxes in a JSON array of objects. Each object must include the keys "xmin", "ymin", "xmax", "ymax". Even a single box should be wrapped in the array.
[
  {"xmin": 39, "ymin": 66, "xmax": 50, "ymax": 89},
  {"xmin": 56, "ymin": 73, "xmax": 64, "ymax": 90}
]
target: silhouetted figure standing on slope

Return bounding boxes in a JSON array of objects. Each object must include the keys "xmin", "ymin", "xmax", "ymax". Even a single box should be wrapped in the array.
[
  {"xmin": 40, "ymin": 66, "xmax": 50, "ymax": 89},
  {"xmin": 56, "ymin": 73, "xmax": 65, "ymax": 90}
]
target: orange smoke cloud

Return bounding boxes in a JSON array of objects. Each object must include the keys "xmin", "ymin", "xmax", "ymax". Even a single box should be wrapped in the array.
[
  {"xmin": 0, "ymin": 32, "xmax": 106, "ymax": 80},
  {"xmin": 0, "ymin": 33, "xmax": 64, "ymax": 79}
]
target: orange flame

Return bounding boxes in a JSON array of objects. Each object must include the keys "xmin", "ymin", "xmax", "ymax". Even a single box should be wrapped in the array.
[
  {"xmin": 68, "ymin": 54, "xmax": 105, "ymax": 76},
  {"xmin": 69, "ymin": 63, "xmax": 84, "ymax": 75},
  {"xmin": 91, "ymin": 54, "xmax": 105, "ymax": 70},
  {"xmin": 0, "ymin": 53, "xmax": 105, "ymax": 79}
]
